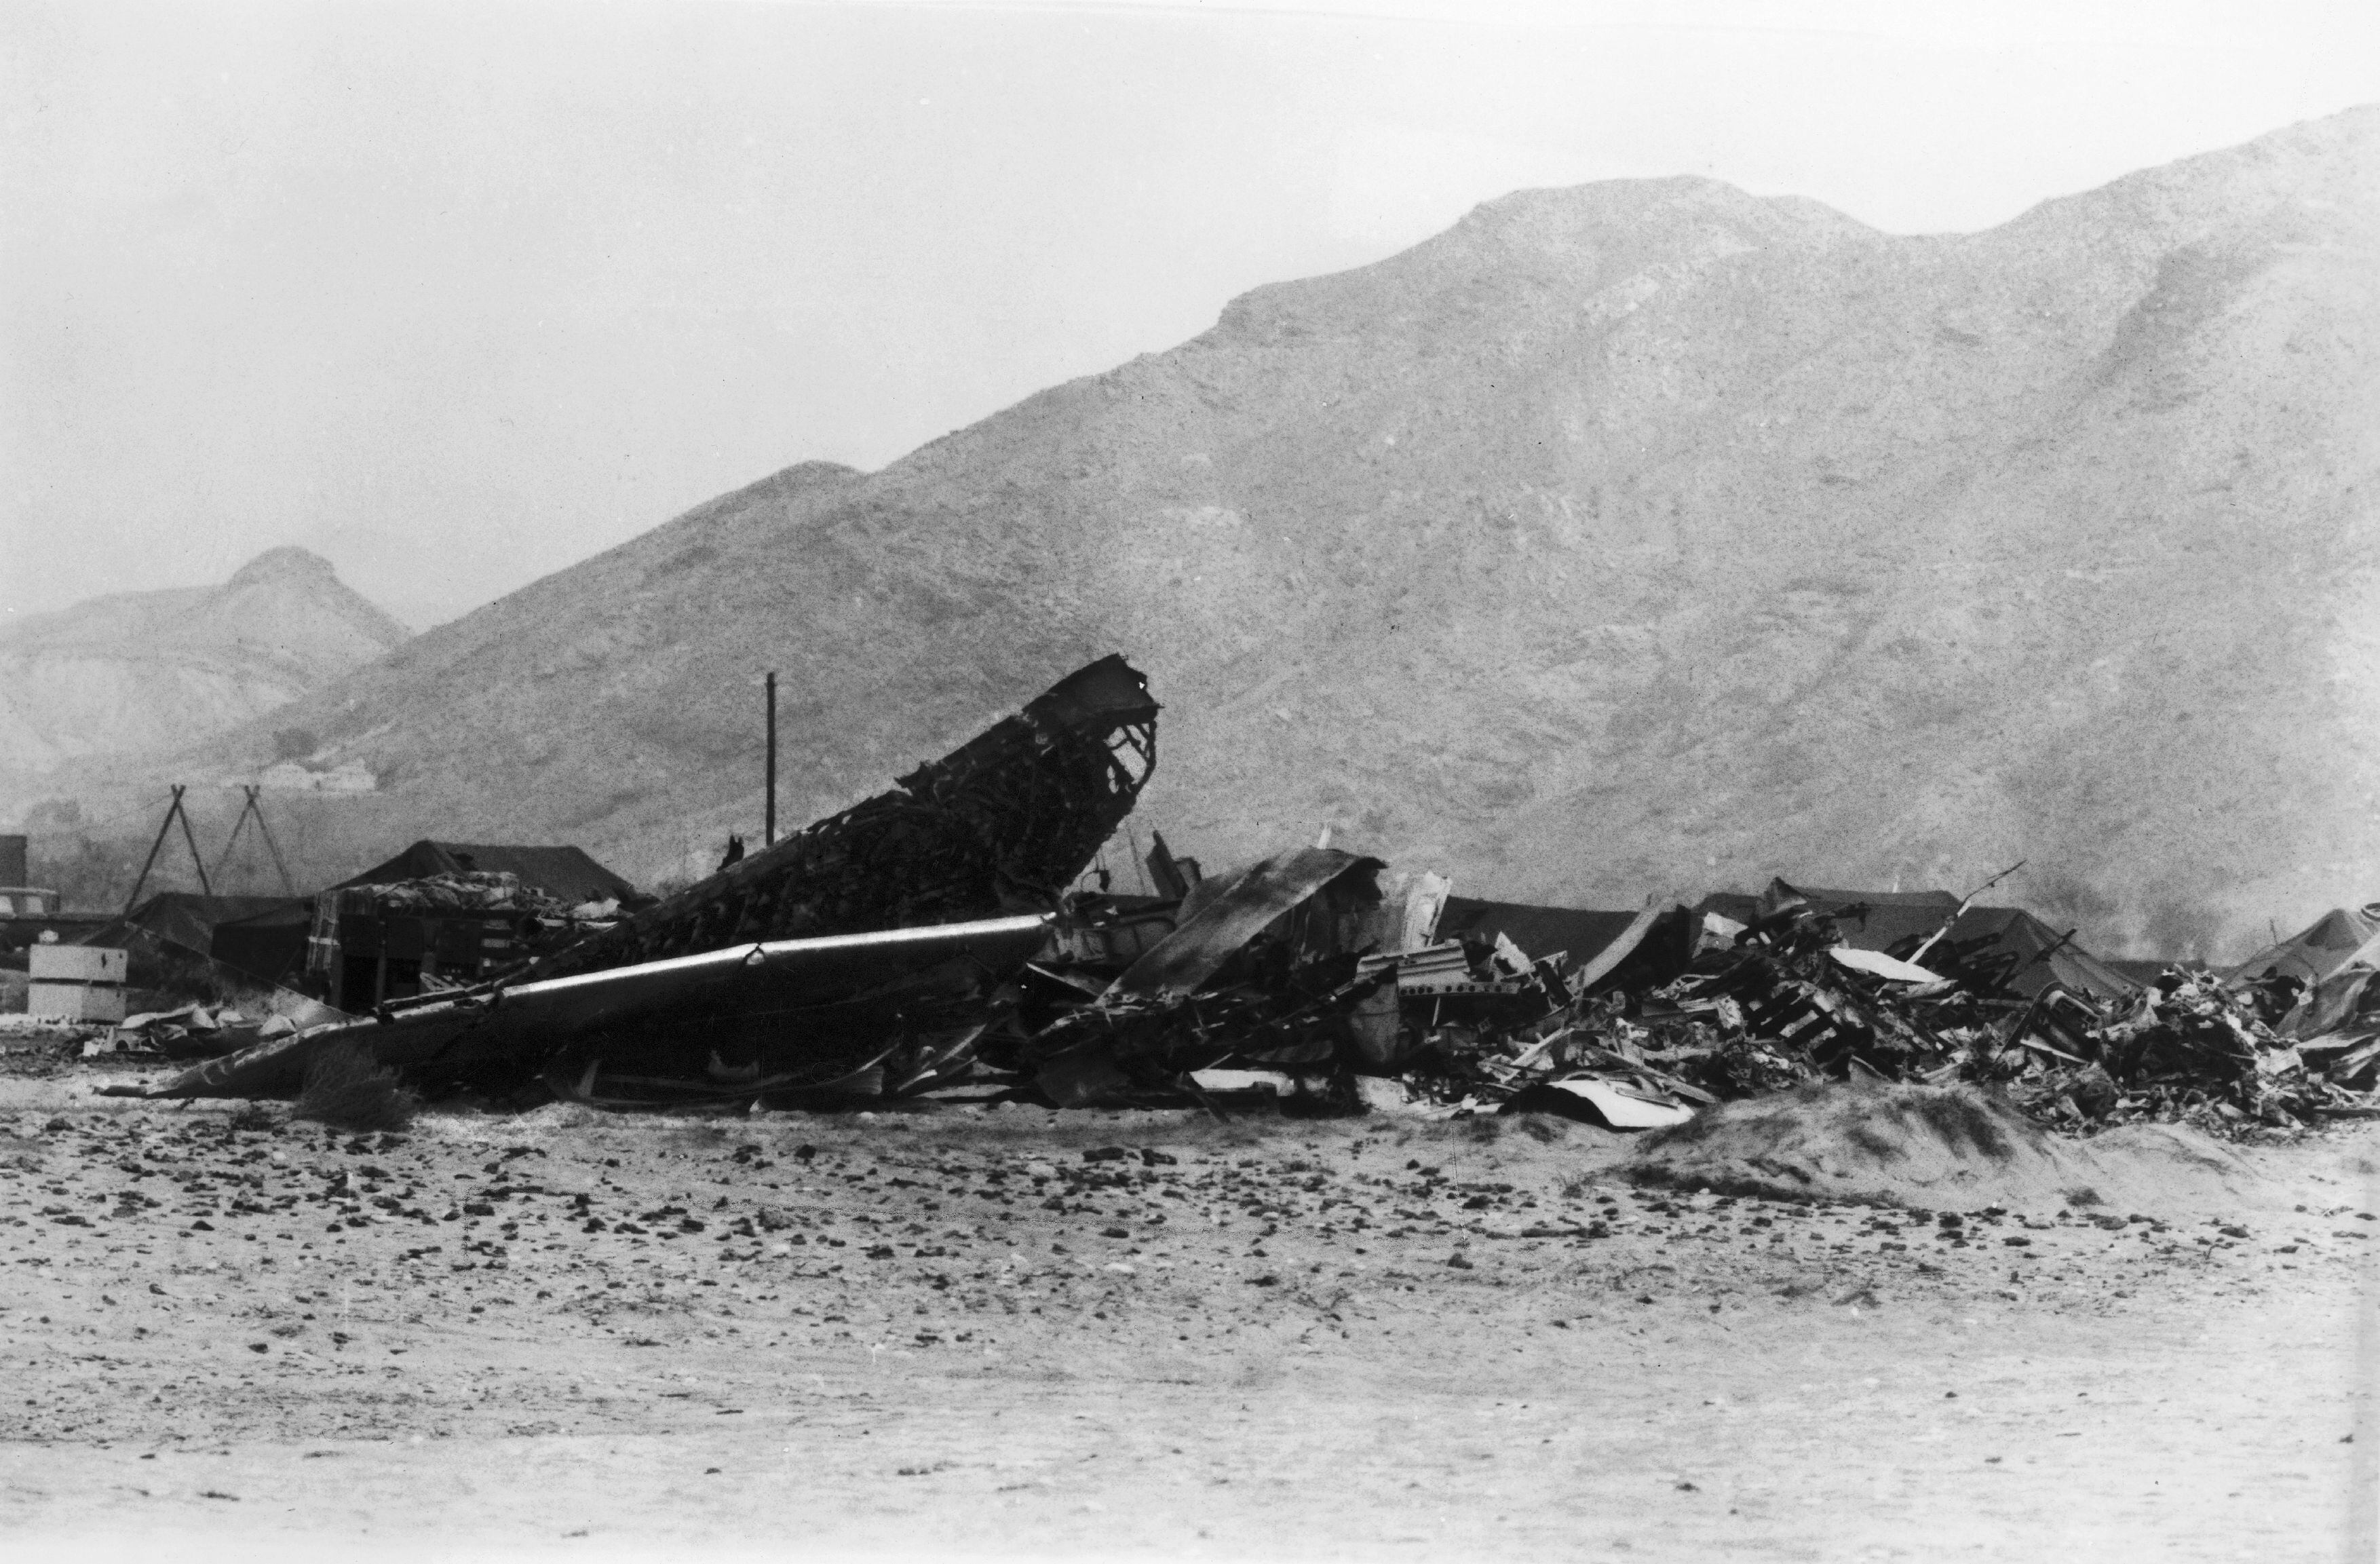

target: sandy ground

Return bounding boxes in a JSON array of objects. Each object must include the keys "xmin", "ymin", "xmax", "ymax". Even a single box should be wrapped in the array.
[{"xmin": 0, "ymin": 1057, "xmax": 2375, "ymax": 1563}]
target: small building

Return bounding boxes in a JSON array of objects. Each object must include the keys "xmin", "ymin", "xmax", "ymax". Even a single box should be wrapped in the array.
[{"xmin": 256, "ymin": 759, "xmax": 377, "ymax": 793}]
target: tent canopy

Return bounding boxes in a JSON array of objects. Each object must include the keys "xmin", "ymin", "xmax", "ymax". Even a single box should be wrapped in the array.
[
  {"xmin": 1432, "ymin": 896, "xmax": 1645, "ymax": 968},
  {"xmin": 334, "ymin": 841, "xmax": 638, "ymax": 906},
  {"xmin": 76, "ymin": 892, "xmax": 315, "ymax": 988},
  {"xmin": 1693, "ymin": 881, "xmax": 1961, "ymax": 953},
  {"xmin": 1691, "ymin": 879, "xmax": 2138, "ymax": 1004},
  {"xmin": 2227, "ymin": 903, "xmax": 2380, "ymax": 987},
  {"xmin": 79, "ymin": 893, "xmax": 306, "ymax": 955},
  {"xmin": 2216, "ymin": 907, "xmax": 2380, "ymax": 1052},
  {"xmin": 1917, "ymin": 905, "xmax": 2142, "ymax": 1005},
  {"xmin": 2106, "ymin": 957, "xmax": 2204, "ymax": 986}
]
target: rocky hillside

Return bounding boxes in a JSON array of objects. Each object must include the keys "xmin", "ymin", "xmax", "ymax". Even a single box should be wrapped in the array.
[
  {"xmin": 177, "ymin": 109, "xmax": 2379, "ymax": 957},
  {"xmin": 0, "ymin": 548, "xmax": 410, "ymax": 768}
]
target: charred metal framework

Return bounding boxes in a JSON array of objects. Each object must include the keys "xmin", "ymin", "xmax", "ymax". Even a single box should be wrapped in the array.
[
  {"xmin": 526, "ymin": 655, "xmax": 1159, "ymax": 983},
  {"xmin": 1014, "ymin": 848, "xmax": 1399, "ymax": 1104}
]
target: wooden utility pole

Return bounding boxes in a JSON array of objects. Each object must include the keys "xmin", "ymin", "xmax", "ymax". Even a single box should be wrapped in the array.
[
  {"xmin": 123, "ymin": 785, "xmax": 212, "ymax": 915},
  {"xmin": 764, "ymin": 670, "xmax": 779, "ymax": 847},
  {"xmin": 212, "ymin": 784, "xmax": 298, "ymax": 896}
]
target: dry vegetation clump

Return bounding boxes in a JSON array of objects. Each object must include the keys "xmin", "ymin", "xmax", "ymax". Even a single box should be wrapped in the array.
[{"xmin": 292, "ymin": 1039, "xmax": 419, "ymax": 1132}]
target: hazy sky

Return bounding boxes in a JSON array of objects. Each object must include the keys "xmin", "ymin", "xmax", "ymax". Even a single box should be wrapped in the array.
[{"xmin": 5, "ymin": 0, "xmax": 2375, "ymax": 630}]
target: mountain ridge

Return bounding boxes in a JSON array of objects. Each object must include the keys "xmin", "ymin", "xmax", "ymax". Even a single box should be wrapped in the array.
[
  {"xmin": 56, "ymin": 107, "xmax": 2380, "ymax": 957},
  {"xmin": 0, "ymin": 548, "xmax": 411, "ymax": 769}
]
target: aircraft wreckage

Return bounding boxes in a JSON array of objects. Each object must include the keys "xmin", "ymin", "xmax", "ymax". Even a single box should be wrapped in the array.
[
  {"xmin": 98, "ymin": 647, "xmax": 2380, "ymax": 1137},
  {"xmin": 129, "ymin": 655, "xmax": 1162, "ymax": 1107}
]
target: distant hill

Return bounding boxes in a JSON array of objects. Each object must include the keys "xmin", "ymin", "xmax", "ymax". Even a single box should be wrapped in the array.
[
  {"xmin": 0, "ymin": 548, "xmax": 410, "ymax": 767},
  {"xmin": 129, "ymin": 109, "xmax": 2380, "ymax": 957}
]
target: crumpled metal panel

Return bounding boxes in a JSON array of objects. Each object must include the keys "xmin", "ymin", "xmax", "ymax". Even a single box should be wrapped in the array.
[{"xmin": 1106, "ymin": 847, "xmax": 1383, "ymax": 1001}]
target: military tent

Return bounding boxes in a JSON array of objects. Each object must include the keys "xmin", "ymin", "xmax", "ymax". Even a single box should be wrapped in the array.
[
  {"xmin": 1693, "ymin": 881, "xmax": 1963, "ymax": 953},
  {"xmin": 334, "ymin": 841, "xmax": 638, "ymax": 907},
  {"xmin": 2105, "ymin": 958, "xmax": 2204, "ymax": 987},
  {"xmin": 2261, "ymin": 915, "xmax": 2380, "ymax": 1041},
  {"xmin": 79, "ymin": 893, "xmax": 293, "ymax": 953},
  {"xmin": 1691, "ymin": 879, "xmax": 2137, "ymax": 1004},
  {"xmin": 2227, "ymin": 904, "xmax": 2380, "ymax": 987},
  {"xmin": 1907, "ymin": 906, "xmax": 2141, "ymax": 1006},
  {"xmin": 75, "ymin": 892, "xmax": 318, "ymax": 997},
  {"xmin": 206, "ymin": 900, "xmax": 318, "ymax": 987},
  {"xmin": 1432, "ymin": 896, "xmax": 1645, "ymax": 968}
]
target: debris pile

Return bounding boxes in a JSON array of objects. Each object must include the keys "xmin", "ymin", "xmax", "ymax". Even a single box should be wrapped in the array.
[
  {"xmin": 1421, "ymin": 899, "xmax": 2379, "ymax": 1139},
  {"xmin": 956, "ymin": 875, "xmax": 2380, "ymax": 1140},
  {"xmin": 85, "ymin": 654, "xmax": 2380, "ymax": 1141},
  {"xmin": 1007, "ymin": 847, "xmax": 1400, "ymax": 1108}
]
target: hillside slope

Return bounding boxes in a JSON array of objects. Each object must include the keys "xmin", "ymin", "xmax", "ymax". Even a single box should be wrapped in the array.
[
  {"xmin": 0, "ymin": 548, "xmax": 411, "ymax": 767},
  {"xmin": 170, "ymin": 109, "xmax": 2380, "ymax": 956}
]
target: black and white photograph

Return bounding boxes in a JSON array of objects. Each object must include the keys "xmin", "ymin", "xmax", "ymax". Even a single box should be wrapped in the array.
[{"xmin": 3, "ymin": 1, "xmax": 2377, "ymax": 1558}]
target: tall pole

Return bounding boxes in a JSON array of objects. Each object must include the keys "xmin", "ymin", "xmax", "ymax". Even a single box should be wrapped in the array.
[
  {"xmin": 210, "ymin": 788, "xmax": 254, "ymax": 883},
  {"xmin": 175, "ymin": 788, "xmax": 212, "ymax": 898},
  {"xmin": 248, "ymin": 786, "xmax": 299, "ymax": 897},
  {"xmin": 764, "ymin": 670, "xmax": 778, "ymax": 847},
  {"xmin": 123, "ymin": 790, "xmax": 182, "ymax": 917},
  {"xmin": 121, "ymin": 784, "xmax": 212, "ymax": 915}
]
